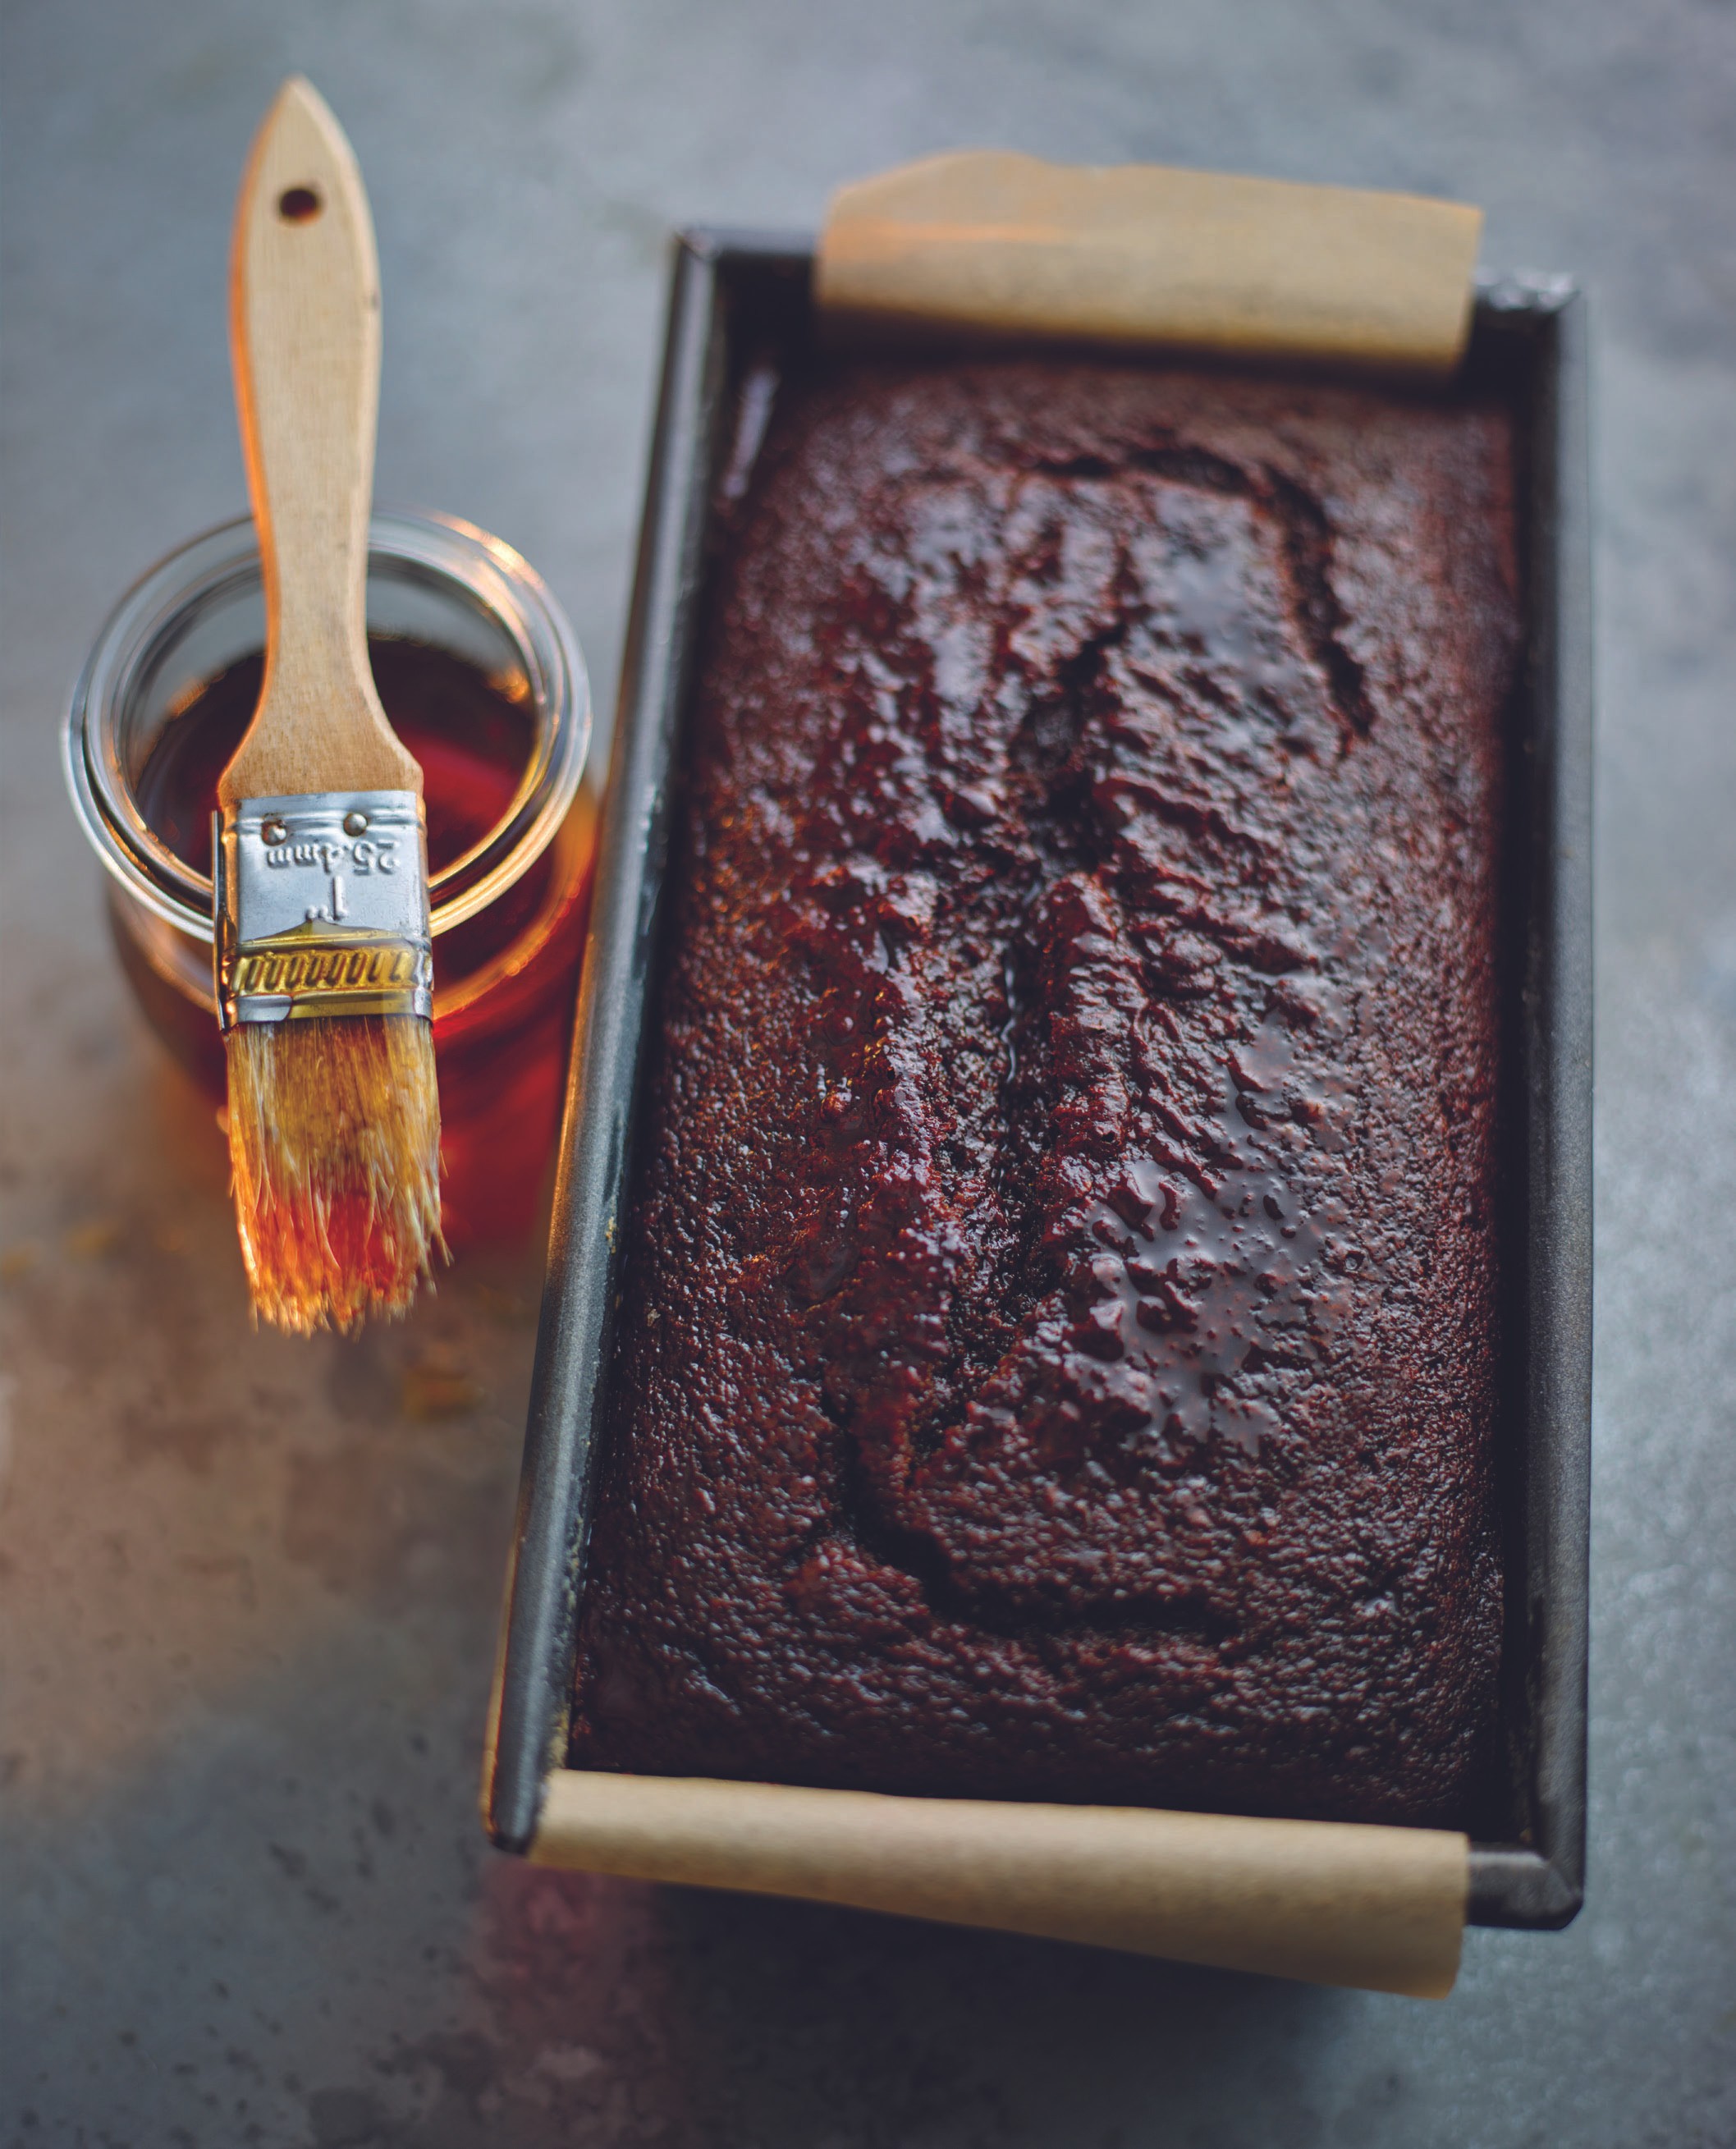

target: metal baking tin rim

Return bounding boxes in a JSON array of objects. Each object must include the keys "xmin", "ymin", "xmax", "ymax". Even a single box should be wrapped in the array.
[{"xmin": 62, "ymin": 506, "xmax": 590, "ymax": 942}]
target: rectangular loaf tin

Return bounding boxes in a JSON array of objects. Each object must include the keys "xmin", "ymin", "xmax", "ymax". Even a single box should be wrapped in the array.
[{"xmin": 485, "ymin": 232, "xmax": 1592, "ymax": 1936}]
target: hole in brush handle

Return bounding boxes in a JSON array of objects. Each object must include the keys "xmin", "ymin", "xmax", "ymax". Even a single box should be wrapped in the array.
[{"xmin": 277, "ymin": 185, "xmax": 323, "ymax": 222}]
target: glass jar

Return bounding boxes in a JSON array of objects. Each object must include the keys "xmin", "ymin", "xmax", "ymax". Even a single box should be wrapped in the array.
[{"xmin": 63, "ymin": 509, "xmax": 595, "ymax": 1247}]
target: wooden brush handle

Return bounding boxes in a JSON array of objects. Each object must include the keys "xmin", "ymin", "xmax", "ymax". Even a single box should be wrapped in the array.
[{"xmin": 219, "ymin": 77, "xmax": 419, "ymax": 806}]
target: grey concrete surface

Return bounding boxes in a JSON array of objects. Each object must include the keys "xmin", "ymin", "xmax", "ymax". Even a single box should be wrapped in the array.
[{"xmin": 2, "ymin": 0, "xmax": 1734, "ymax": 2142}]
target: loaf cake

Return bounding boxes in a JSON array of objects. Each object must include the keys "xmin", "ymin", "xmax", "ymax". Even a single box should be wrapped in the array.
[{"xmin": 569, "ymin": 354, "xmax": 1519, "ymax": 1828}]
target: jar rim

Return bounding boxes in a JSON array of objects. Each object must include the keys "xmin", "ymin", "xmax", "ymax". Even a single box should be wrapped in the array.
[{"xmin": 62, "ymin": 508, "xmax": 590, "ymax": 942}]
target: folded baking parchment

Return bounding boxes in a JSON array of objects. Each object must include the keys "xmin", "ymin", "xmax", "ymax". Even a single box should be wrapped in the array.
[
  {"xmin": 816, "ymin": 149, "xmax": 1481, "ymax": 377},
  {"xmin": 531, "ymin": 1770, "xmax": 1467, "ymax": 1999}
]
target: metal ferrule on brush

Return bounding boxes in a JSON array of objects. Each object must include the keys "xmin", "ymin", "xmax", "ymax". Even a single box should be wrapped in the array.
[{"xmin": 213, "ymin": 790, "xmax": 433, "ymax": 1030}]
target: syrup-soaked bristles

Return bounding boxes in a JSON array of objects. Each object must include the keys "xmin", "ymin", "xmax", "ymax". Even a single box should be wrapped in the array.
[{"xmin": 224, "ymin": 1013, "xmax": 445, "ymax": 1335}]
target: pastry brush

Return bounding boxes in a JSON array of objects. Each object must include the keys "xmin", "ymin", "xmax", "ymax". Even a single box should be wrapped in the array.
[{"xmin": 215, "ymin": 77, "xmax": 442, "ymax": 1332}]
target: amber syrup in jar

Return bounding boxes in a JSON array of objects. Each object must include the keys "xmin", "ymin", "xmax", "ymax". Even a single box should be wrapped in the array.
[{"xmin": 130, "ymin": 638, "xmax": 593, "ymax": 1246}]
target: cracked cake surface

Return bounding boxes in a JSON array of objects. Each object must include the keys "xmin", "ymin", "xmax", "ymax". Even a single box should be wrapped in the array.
[{"xmin": 568, "ymin": 355, "xmax": 1520, "ymax": 1826}]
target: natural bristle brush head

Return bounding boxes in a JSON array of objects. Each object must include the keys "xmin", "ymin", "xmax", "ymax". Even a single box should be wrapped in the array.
[
  {"xmin": 225, "ymin": 1014, "xmax": 444, "ymax": 1336},
  {"xmin": 213, "ymin": 786, "xmax": 444, "ymax": 1333}
]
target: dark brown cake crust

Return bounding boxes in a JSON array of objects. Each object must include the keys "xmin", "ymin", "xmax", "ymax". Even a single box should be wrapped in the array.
[{"xmin": 570, "ymin": 355, "xmax": 1519, "ymax": 1827}]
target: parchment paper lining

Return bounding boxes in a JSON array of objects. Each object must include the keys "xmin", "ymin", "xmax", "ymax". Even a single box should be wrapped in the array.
[
  {"xmin": 532, "ymin": 1770, "xmax": 1467, "ymax": 1998},
  {"xmin": 817, "ymin": 150, "xmax": 1481, "ymax": 377}
]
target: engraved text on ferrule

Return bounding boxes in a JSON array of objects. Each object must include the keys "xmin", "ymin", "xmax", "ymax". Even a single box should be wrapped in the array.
[{"xmin": 264, "ymin": 836, "xmax": 399, "ymax": 873}]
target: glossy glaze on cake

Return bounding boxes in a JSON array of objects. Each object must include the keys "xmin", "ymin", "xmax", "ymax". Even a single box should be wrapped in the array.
[{"xmin": 569, "ymin": 355, "xmax": 1519, "ymax": 1826}]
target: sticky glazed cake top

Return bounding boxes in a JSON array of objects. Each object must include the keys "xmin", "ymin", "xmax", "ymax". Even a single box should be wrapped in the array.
[{"xmin": 569, "ymin": 351, "xmax": 1521, "ymax": 1828}]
